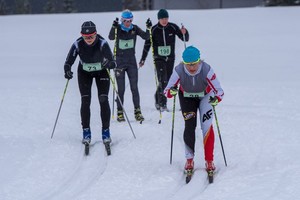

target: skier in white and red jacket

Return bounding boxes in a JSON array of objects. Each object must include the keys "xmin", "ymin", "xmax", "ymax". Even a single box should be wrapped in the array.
[{"xmin": 164, "ymin": 46, "xmax": 224, "ymax": 173}]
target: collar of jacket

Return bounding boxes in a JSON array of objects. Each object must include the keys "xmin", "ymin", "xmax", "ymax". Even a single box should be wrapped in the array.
[{"xmin": 120, "ymin": 23, "xmax": 133, "ymax": 32}]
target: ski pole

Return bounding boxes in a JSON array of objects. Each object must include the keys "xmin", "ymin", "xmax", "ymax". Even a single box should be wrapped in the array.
[
  {"xmin": 112, "ymin": 18, "xmax": 118, "ymax": 120},
  {"xmin": 181, "ymin": 23, "xmax": 187, "ymax": 49},
  {"xmin": 170, "ymin": 93, "xmax": 177, "ymax": 164},
  {"xmin": 212, "ymin": 105, "xmax": 227, "ymax": 167},
  {"xmin": 149, "ymin": 25, "xmax": 162, "ymax": 124},
  {"xmin": 106, "ymin": 69, "xmax": 136, "ymax": 139},
  {"xmin": 51, "ymin": 80, "xmax": 69, "ymax": 139}
]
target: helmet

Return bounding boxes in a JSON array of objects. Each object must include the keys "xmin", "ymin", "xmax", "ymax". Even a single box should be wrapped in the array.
[{"xmin": 121, "ymin": 9, "xmax": 133, "ymax": 20}]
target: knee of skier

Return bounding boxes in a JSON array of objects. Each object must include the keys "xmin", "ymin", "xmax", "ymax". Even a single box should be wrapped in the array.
[
  {"xmin": 81, "ymin": 95, "xmax": 91, "ymax": 107},
  {"xmin": 99, "ymin": 95, "xmax": 108, "ymax": 103}
]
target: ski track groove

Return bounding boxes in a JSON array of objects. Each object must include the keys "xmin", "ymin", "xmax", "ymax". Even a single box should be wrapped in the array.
[
  {"xmin": 38, "ymin": 142, "xmax": 108, "ymax": 200},
  {"xmin": 166, "ymin": 168, "xmax": 222, "ymax": 200}
]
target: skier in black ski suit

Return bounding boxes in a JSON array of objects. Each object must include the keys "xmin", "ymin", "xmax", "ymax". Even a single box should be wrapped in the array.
[
  {"xmin": 64, "ymin": 21, "xmax": 116, "ymax": 145},
  {"xmin": 108, "ymin": 9, "xmax": 151, "ymax": 122},
  {"xmin": 139, "ymin": 9, "xmax": 189, "ymax": 111}
]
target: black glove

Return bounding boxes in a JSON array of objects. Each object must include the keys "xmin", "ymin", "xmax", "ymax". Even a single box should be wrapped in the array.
[
  {"xmin": 146, "ymin": 18, "xmax": 152, "ymax": 29},
  {"xmin": 103, "ymin": 60, "xmax": 116, "ymax": 70},
  {"xmin": 112, "ymin": 18, "xmax": 119, "ymax": 28},
  {"xmin": 64, "ymin": 70, "xmax": 73, "ymax": 80}
]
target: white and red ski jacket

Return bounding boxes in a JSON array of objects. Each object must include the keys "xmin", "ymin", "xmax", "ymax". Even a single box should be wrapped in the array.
[{"xmin": 164, "ymin": 61, "xmax": 224, "ymax": 101}]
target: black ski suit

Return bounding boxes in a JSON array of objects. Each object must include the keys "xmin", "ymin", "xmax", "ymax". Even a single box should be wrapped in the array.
[
  {"xmin": 64, "ymin": 35, "xmax": 115, "ymax": 130},
  {"xmin": 108, "ymin": 24, "xmax": 150, "ymax": 111},
  {"xmin": 140, "ymin": 22, "xmax": 189, "ymax": 107}
]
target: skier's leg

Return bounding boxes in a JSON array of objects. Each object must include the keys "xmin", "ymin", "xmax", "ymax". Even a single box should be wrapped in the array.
[
  {"xmin": 199, "ymin": 93, "xmax": 215, "ymax": 169},
  {"xmin": 95, "ymin": 70, "xmax": 111, "ymax": 130},
  {"xmin": 127, "ymin": 64, "xmax": 140, "ymax": 109},
  {"xmin": 115, "ymin": 68, "xmax": 126, "ymax": 112},
  {"xmin": 78, "ymin": 70, "xmax": 93, "ymax": 143},
  {"xmin": 178, "ymin": 92, "xmax": 200, "ymax": 160}
]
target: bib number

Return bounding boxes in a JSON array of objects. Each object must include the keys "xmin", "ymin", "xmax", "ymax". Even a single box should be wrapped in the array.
[
  {"xmin": 82, "ymin": 63, "xmax": 102, "ymax": 72},
  {"xmin": 119, "ymin": 39, "xmax": 134, "ymax": 50},
  {"xmin": 158, "ymin": 46, "xmax": 171, "ymax": 56},
  {"xmin": 183, "ymin": 91, "xmax": 204, "ymax": 98}
]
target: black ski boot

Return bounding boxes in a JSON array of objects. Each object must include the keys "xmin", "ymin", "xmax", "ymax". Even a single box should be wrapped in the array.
[
  {"xmin": 117, "ymin": 110, "xmax": 125, "ymax": 122},
  {"xmin": 134, "ymin": 107, "xmax": 144, "ymax": 122}
]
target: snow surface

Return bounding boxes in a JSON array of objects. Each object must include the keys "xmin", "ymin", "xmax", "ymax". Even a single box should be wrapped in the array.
[{"xmin": 1, "ymin": 6, "xmax": 300, "ymax": 200}]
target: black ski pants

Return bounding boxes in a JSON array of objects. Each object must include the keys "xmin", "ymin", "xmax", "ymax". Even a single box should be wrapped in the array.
[
  {"xmin": 115, "ymin": 62, "xmax": 140, "ymax": 111},
  {"xmin": 78, "ymin": 69, "xmax": 111, "ymax": 130},
  {"xmin": 155, "ymin": 59, "xmax": 175, "ymax": 107}
]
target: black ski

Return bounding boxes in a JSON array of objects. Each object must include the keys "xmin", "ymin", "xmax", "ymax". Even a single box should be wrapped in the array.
[
  {"xmin": 185, "ymin": 169, "xmax": 194, "ymax": 184},
  {"xmin": 84, "ymin": 143, "xmax": 89, "ymax": 156},
  {"xmin": 104, "ymin": 142, "xmax": 111, "ymax": 156},
  {"xmin": 207, "ymin": 170, "xmax": 214, "ymax": 184}
]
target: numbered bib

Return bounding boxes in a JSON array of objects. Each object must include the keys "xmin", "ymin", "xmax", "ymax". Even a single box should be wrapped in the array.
[
  {"xmin": 183, "ymin": 91, "xmax": 205, "ymax": 98},
  {"xmin": 82, "ymin": 62, "xmax": 102, "ymax": 72},
  {"xmin": 119, "ymin": 39, "xmax": 134, "ymax": 50},
  {"xmin": 158, "ymin": 46, "xmax": 171, "ymax": 56}
]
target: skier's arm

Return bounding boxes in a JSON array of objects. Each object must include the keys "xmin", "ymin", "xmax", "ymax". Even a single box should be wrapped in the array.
[
  {"xmin": 136, "ymin": 25, "xmax": 150, "ymax": 40},
  {"xmin": 139, "ymin": 37, "xmax": 151, "ymax": 67},
  {"xmin": 164, "ymin": 70, "xmax": 180, "ymax": 98},
  {"xmin": 108, "ymin": 26, "xmax": 116, "ymax": 40},
  {"xmin": 64, "ymin": 42, "xmax": 78, "ymax": 72},
  {"xmin": 101, "ymin": 40, "xmax": 116, "ymax": 69},
  {"xmin": 206, "ymin": 68, "xmax": 224, "ymax": 102},
  {"xmin": 174, "ymin": 23, "xmax": 189, "ymax": 42}
]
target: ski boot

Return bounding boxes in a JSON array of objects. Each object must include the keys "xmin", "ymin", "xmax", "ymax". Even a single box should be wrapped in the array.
[
  {"xmin": 82, "ymin": 128, "xmax": 91, "ymax": 156},
  {"xmin": 206, "ymin": 160, "xmax": 215, "ymax": 184},
  {"xmin": 102, "ymin": 128, "xmax": 112, "ymax": 156},
  {"xmin": 117, "ymin": 110, "xmax": 125, "ymax": 122},
  {"xmin": 160, "ymin": 105, "xmax": 169, "ymax": 112},
  {"xmin": 134, "ymin": 107, "xmax": 145, "ymax": 122},
  {"xmin": 185, "ymin": 158, "xmax": 194, "ymax": 184},
  {"xmin": 82, "ymin": 128, "xmax": 91, "ymax": 144}
]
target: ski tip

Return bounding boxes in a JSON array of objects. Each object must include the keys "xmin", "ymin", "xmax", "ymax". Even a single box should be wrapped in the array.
[
  {"xmin": 84, "ymin": 143, "xmax": 89, "ymax": 156},
  {"xmin": 186, "ymin": 176, "xmax": 192, "ymax": 184},
  {"xmin": 207, "ymin": 170, "xmax": 214, "ymax": 184}
]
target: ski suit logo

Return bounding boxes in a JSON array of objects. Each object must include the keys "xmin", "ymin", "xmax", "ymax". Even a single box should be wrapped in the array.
[
  {"xmin": 202, "ymin": 109, "xmax": 213, "ymax": 123},
  {"xmin": 183, "ymin": 112, "xmax": 196, "ymax": 121}
]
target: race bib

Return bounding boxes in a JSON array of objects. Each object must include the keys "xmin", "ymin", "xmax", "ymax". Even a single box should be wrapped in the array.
[
  {"xmin": 183, "ymin": 91, "xmax": 205, "ymax": 98},
  {"xmin": 82, "ymin": 62, "xmax": 102, "ymax": 72},
  {"xmin": 158, "ymin": 46, "xmax": 171, "ymax": 56},
  {"xmin": 119, "ymin": 39, "xmax": 134, "ymax": 49}
]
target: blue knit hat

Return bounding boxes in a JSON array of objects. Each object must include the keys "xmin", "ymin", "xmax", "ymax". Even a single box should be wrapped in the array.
[
  {"xmin": 157, "ymin": 9, "xmax": 169, "ymax": 19},
  {"xmin": 121, "ymin": 9, "xmax": 133, "ymax": 19},
  {"xmin": 182, "ymin": 46, "xmax": 201, "ymax": 63}
]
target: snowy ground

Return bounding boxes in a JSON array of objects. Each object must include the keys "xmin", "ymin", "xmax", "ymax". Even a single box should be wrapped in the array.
[{"xmin": 1, "ymin": 6, "xmax": 300, "ymax": 200}]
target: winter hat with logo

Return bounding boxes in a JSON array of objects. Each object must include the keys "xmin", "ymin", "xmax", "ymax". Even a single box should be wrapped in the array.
[
  {"xmin": 121, "ymin": 9, "xmax": 133, "ymax": 20},
  {"xmin": 182, "ymin": 46, "xmax": 201, "ymax": 63},
  {"xmin": 157, "ymin": 9, "xmax": 169, "ymax": 19},
  {"xmin": 81, "ymin": 21, "xmax": 96, "ymax": 35}
]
